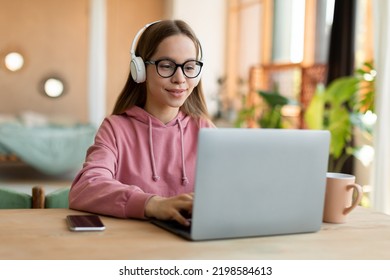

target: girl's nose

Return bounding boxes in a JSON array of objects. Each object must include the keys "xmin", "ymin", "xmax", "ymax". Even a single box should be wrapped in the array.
[{"xmin": 171, "ymin": 66, "xmax": 186, "ymax": 83}]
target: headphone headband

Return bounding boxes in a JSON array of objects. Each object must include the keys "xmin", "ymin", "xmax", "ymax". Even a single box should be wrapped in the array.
[{"xmin": 130, "ymin": 20, "xmax": 161, "ymax": 59}]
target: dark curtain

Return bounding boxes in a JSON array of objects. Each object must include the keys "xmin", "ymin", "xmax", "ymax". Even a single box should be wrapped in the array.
[
  {"xmin": 326, "ymin": 0, "xmax": 357, "ymax": 173},
  {"xmin": 326, "ymin": 0, "xmax": 357, "ymax": 84}
]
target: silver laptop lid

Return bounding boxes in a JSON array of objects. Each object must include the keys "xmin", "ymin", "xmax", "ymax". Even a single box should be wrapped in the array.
[{"xmin": 191, "ymin": 128, "xmax": 330, "ymax": 241}]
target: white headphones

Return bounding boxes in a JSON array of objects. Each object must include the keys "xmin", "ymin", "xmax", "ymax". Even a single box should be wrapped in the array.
[
  {"xmin": 130, "ymin": 21, "xmax": 161, "ymax": 83},
  {"xmin": 130, "ymin": 20, "xmax": 204, "ymax": 83}
]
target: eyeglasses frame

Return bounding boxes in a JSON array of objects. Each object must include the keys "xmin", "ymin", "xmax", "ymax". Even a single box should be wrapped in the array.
[{"xmin": 144, "ymin": 59, "xmax": 203, "ymax": 79}]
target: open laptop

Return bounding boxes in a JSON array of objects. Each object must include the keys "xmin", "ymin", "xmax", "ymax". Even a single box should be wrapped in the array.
[{"xmin": 151, "ymin": 128, "xmax": 330, "ymax": 241}]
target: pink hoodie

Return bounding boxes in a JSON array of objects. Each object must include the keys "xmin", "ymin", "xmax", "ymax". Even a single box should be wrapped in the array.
[{"xmin": 69, "ymin": 106, "xmax": 214, "ymax": 219}]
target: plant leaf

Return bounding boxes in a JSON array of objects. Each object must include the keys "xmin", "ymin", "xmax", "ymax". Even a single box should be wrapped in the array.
[
  {"xmin": 304, "ymin": 84, "xmax": 325, "ymax": 129},
  {"xmin": 327, "ymin": 107, "xmax": 351, "ymax": 159},
  {"xmin": 257, "ymin": 91, "xmax": 290, "ymax": 107},
  {"xmin": 325, "ymin": 77, "xmax": 359, "ymax": 106}
]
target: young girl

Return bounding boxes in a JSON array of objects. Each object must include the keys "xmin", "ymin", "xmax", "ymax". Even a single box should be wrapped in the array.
[{"xmin": 69, "ymin": 20, "xmax": 214, "ymax": 226}]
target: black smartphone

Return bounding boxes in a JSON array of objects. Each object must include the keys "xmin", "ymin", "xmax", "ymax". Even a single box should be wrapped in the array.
[{"xmin": 66, "ymin": 215, "xmax": 105, "ymax": 231}]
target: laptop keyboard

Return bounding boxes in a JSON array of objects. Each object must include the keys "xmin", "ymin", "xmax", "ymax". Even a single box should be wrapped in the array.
[{"xmin": 158, "ymin": 218, "xmax": 192, "ymax": 234}]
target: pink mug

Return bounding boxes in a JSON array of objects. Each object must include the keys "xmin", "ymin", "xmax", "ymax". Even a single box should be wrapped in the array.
[{"xmin": 323, "ymin": 172, "xmax": 363, "ymax": 223}]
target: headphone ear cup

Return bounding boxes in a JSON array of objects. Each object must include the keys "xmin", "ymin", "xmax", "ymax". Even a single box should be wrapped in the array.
[{"xmin": 130, "ymin": 56, "xmax": 146, "ymax": 83}]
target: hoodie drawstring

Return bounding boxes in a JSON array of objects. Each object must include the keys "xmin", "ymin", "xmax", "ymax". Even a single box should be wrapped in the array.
[
  {"xmin": 177, "ymin": 119, "xmax": 189, "ymax": 186},
  {"xmin": 147, "ymin": 117, "xmax": 188, "ymax": 186},
  {"xmin": 148, "ymin": 117, "xmax": 160, "ymax": 182}
]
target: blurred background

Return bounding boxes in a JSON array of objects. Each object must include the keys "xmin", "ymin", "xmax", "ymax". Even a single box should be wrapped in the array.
[{"xmin": 1, "ymin": 0, "xmax": 389, "ymax": 213}]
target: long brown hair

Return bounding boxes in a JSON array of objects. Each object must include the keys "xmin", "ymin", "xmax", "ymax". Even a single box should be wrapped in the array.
[{"xmin": 112, "ymin": 20, "xmax": 210, "ymax": 121}]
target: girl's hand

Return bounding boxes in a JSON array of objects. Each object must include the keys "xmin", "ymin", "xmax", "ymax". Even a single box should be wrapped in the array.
[{"xmin": 145, "ymin": 193, "xmax": 193, "ymax": 226}]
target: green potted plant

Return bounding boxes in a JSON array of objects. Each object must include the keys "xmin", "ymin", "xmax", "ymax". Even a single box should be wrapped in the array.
[
  {"xmin": 304, "ymin": 61, "xmax": 376, "ymax": 172},
  {"xmin": 235, "ymin": 88, "xmax": 297, "ymax": 129}
]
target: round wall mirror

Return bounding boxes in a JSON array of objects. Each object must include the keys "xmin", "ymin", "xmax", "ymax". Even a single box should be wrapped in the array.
[{"xmin": 4, "ymin": 52, "xmax": 24, "ymax": 72}]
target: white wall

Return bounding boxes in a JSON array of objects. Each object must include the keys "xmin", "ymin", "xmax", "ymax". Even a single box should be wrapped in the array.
[
  {"xmin": 88, "ymin": 0, "xmax": 106, "ymax": 128},
  {"xmin": 238, "ymin": 1, "xmax": 262, "ymax": 79},
  {"xmin": 166, "ymin": 0, "xmax": 227, "ymax": 117}
]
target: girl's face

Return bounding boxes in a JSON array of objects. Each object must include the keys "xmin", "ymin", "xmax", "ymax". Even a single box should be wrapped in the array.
[{"xmin": 145, "ymin": 34, "xmax": 200, "ymax": 122}]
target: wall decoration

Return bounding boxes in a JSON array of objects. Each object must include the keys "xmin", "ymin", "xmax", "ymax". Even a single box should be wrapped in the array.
[
  {"xmin": 4, "ymin": 52, "xmax": 24, "ymax": 72},
  {"xmin": 41, "ymin": 76, "xmax": 66, "ymax": 98}
]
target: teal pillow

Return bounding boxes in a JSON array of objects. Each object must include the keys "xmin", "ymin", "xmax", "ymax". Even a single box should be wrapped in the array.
[
  {"xmin": 45, "ymin": 187, "xmax": 70, "ymax": 208},
  {"xmin": 0, "ymin": 188, "xmax": 32, "ymax": 209}
]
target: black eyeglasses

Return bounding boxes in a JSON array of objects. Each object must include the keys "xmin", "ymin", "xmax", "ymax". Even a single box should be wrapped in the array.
[{"xmin": 145, "ymin": 59, "xmax": 203, "ymax": 78}]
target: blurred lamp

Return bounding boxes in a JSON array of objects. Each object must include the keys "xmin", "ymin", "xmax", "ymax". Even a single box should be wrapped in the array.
[
  {"xmin": 4, "ymin": 52, "xmax": 24, "ymax": 71},
  {"xmin": 42, "ymin": 77, "xmax": 65, "ymax": 98}
]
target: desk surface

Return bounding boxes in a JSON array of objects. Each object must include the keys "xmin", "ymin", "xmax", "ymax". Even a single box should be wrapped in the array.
[{"xmin": 0, "ymin": 207, "xmax": 389, "ymax": 260}]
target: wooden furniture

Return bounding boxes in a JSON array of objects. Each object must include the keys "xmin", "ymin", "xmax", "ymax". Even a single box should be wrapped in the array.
[
  {"xmin": 31, "ymin": 186, "xmax": 45, "ymax": 209},
  {"xmin": 0, "ymin": 186, "xmax": 70, "ymax": 210},
  {"xmin": 0, "ymin": 207, "xmax": 389, "ymax": 260},
  {"xmin": 247, "ymin": 63, "xmax": 327, "ymax": 128},
  {"xmin": 0, "ymin": 122, "xmax": 95, "ymax": 176},
  {"xmin": 0, "ymin": 186, "xmax": 44, "ymax": 209}
]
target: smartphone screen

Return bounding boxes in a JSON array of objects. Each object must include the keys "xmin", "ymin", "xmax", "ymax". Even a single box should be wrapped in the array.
[{"xmin": 66, "ymin": 215, "xmax": 105, "ymax": 231}]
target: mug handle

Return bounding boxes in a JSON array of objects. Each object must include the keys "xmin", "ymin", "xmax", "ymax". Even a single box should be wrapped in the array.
[{"xmin": 343, "ymin": 183, "xmax": 363, "ymax": 215}]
